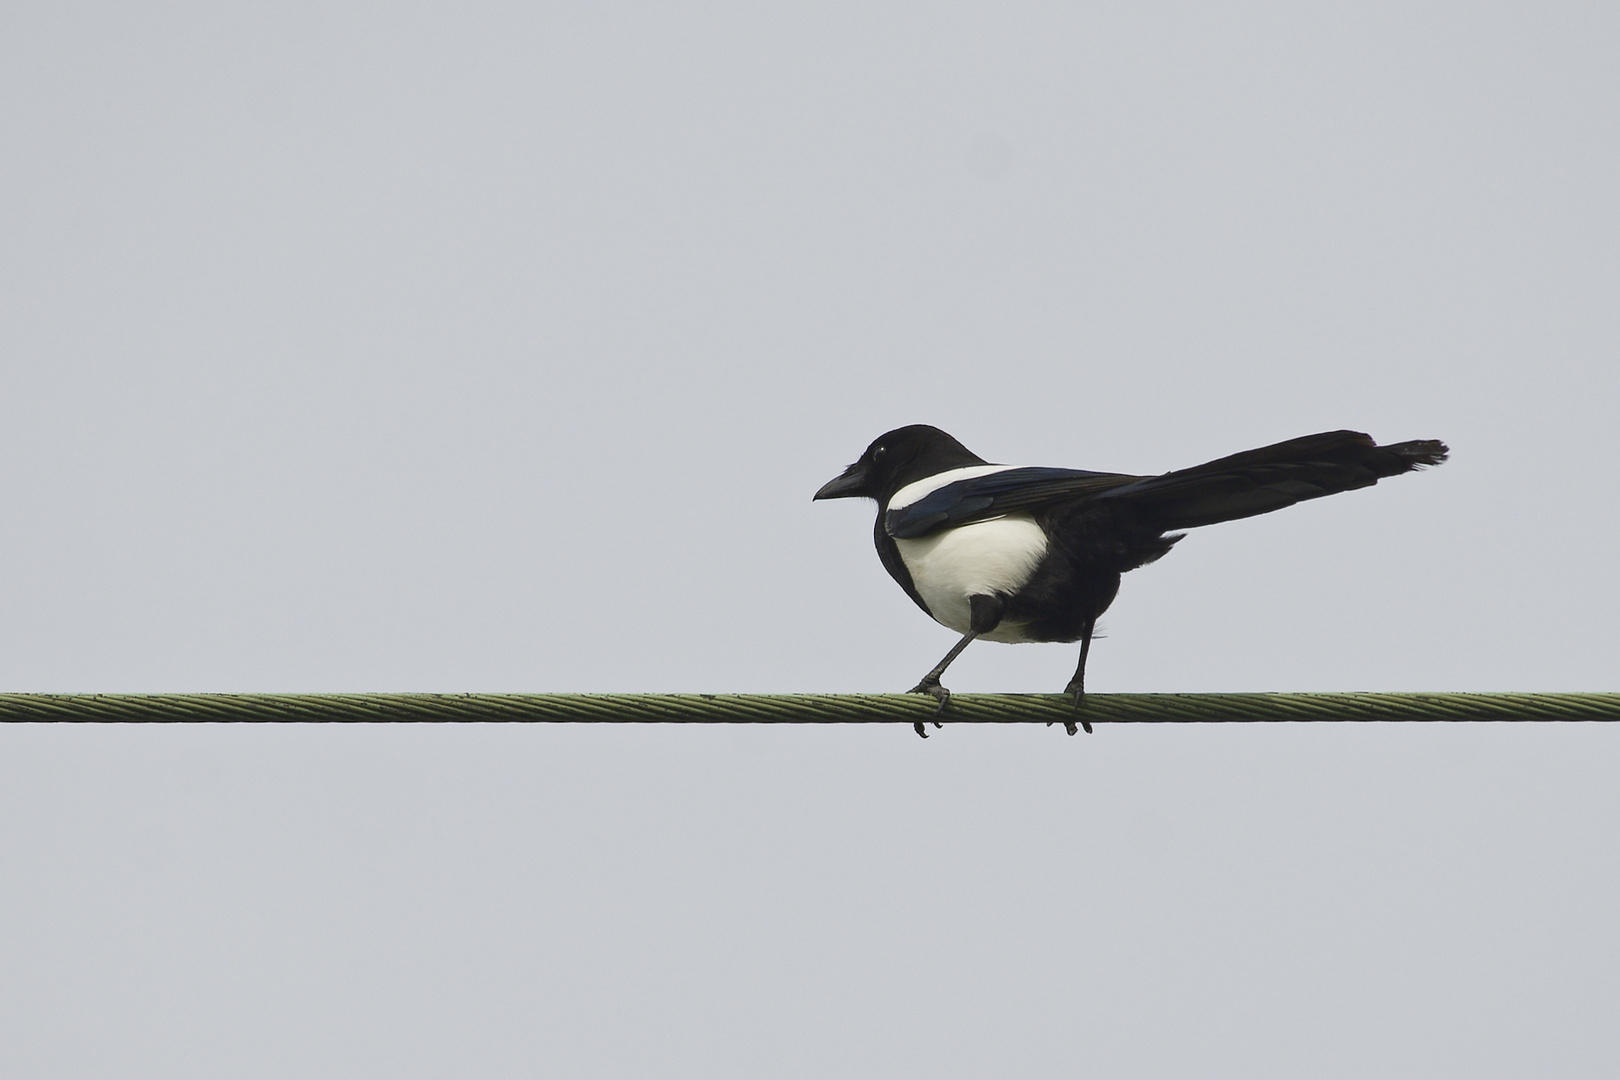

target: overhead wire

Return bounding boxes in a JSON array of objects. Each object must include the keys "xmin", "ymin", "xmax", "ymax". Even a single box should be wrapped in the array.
[{"xmin": 1, "ymin": 692, "xmax": 1615, "ymax": 725}]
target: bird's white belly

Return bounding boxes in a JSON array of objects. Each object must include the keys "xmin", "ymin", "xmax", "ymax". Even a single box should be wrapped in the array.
[{"xmin": 895, "ymin": 515, "xmax": 1047, "ymax": 642}]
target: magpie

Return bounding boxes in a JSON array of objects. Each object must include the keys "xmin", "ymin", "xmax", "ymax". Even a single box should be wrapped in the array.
[{"xmin": 814, "ymin": 425, "xmax": 1448, "ymax": 737}]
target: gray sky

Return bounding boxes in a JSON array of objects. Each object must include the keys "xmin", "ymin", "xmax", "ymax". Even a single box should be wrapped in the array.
[{"xmin": 3, "ymin": 1, "xmax": 1617, "ymax": 1076}]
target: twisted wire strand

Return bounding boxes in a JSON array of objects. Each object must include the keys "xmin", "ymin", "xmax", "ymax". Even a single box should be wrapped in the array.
[{"xmin": 0, "ymin": 693, "xmax": 1615, "ymax": 725}]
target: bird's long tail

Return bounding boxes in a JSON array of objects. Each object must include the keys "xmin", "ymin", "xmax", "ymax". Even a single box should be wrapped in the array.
[{"xmin": 1105, "ymin": 430, "xmax": 1449, "ymax": 531}]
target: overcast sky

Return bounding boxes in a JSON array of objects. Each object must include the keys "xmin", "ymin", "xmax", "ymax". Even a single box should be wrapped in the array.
[{"xmin": 3, "ymin": 1, "xmax": 1617, "ymax": 1076}]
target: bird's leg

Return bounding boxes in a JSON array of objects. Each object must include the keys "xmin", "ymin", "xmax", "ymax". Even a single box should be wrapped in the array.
[
  {"xmin": 907, "ymin": 594, "xmax": 1005, "ymax": 738},
  {"xmin": 908, "ymin": 630, "xmax": 977, "ymax": 736},
  {"xmin": 1056, "ymin": 615, "xmax": 1097, "ymax": 735}
]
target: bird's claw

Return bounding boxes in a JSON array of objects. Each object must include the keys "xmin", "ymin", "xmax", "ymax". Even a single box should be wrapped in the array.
[
  {"xmin": 1057, "ymin": 681, "xmax": 1093, "ymax": 735},
  {"xmin": 908, "ymin": 678, "xmax": 950, "ymax": 737}
]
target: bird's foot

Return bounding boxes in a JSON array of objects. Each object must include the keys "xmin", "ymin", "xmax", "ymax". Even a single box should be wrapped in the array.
[
  {"xmin": 1057, "ymin": 679, "xmax": 1093, "ymax": 736},
  {"xmin": 907, "ymin": 677, "xmax": 950, "ymax": 737}
]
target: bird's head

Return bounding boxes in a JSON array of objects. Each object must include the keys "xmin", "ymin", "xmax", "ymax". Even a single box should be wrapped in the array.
[{"xmin": 813, "ymin": 425, "xmax": 987, "ymax": 507}]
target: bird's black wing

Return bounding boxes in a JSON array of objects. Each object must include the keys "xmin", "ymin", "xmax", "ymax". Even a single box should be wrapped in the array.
[
  {"xmin": 884, "ymin": 431, "xmax": 1450, "ymax": 540},
  {"xmin": 884, "ymin": 467, "xmax": 1146, "ymax": 539}
]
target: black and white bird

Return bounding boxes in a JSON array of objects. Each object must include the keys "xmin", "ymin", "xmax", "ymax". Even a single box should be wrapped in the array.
[{"xmin": 814, "ymin": 426, "xmax": 1448, "ymax": 737}]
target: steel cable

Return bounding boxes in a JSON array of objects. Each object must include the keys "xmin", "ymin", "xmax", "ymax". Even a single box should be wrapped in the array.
[{"xmin": 0, "ymin": 692, "xmax": 1615, "ymax": 725}]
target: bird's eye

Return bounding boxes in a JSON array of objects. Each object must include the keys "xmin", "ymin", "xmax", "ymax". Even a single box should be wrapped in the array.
[{"xmin": 873, "ymin": 445, "xmax": 887, "ymax": 458}]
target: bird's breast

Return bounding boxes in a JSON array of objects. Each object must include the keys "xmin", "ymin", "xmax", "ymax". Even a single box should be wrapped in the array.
[{"xmin": 894, "ymin": 515, "xmax": 1048, "ymax": 640}]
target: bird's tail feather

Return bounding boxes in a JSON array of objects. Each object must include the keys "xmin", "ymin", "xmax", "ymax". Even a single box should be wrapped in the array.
[{"xmin": 1104, "ymin": 430, "xmax": 1449, "ymax": 531}]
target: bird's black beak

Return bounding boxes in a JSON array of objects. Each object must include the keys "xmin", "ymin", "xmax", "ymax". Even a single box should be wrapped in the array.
[{"xmin": 813, "ymin": 461, "xmax": 870, "ymax": 501}]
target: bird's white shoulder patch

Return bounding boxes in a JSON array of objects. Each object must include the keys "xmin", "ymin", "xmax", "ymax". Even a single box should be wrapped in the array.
[{"xmin": 888, "ymin": 464, "xmax": 1021, "ymax": 511}]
